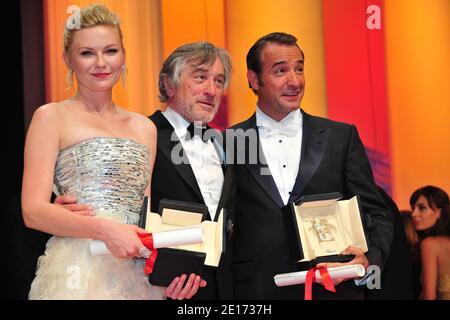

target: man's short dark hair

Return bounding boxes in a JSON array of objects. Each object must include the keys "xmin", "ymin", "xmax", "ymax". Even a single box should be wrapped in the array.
[{"xmin": 246, "ymin": 32, "xmax": 304, "ymax": 94}]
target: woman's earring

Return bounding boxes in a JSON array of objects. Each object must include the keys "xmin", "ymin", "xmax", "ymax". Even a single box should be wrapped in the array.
[
  {"xmin": 121, "ymin": 65, "xmax": 127, "ymax": 87},
  {"xmin": 66, "ymin": 69, "xmax": 74, "ymax": 90}
]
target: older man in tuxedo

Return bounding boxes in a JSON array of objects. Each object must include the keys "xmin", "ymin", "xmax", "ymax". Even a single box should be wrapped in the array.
[
  {"xmin": 149, "ymin": 42, "xmax": 235, "ymax": 300},
  {"xmin": 230, "ymin": 32, "xmax": 393, "ymax": 299}
]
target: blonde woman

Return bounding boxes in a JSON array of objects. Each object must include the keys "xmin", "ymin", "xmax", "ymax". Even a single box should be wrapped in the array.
[{"xmin": 22, "ymin": 4, "xmax": 201, "ymax": 299}]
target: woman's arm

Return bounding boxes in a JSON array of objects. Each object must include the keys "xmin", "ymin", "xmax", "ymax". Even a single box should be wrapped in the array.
[
  {"xmin": 21, "ymin": 105, "xmax": 144, "ymax": 258},
  {"xmin": 420, "ymin": 237, "xmax": 439, "ymax": 300},
  {"xmin": 145, "ymin": 118, "xmax": 157, "ymax": 198}
]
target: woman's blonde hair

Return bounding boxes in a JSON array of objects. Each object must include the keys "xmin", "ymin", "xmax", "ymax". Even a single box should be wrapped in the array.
[{"xmin": 63, "ymin": 4, "xmax": 124, "ymax": 53}]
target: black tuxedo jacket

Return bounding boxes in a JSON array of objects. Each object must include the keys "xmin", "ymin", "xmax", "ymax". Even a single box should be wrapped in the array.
[
  {"xmin": 149, "ymin": 110, "xmax": 236, "ymax": 300},
  {"xmin": 230, "ymin": 109, "xmax": 393, "ymax": 299}
]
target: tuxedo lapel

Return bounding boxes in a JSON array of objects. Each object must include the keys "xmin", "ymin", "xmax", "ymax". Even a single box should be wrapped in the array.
[
  {"xmin": 151, "ymin": 111, "xmax": 204, "ymax": 202},
  {"xmin": 212, "ymin": 132, "xmax": 226, "ymax": 174},
  {"xmin": 241, "ymin": 114, "xmax": 284, "ymax": 208},
  {"xmin": 289, "ymin": 110, "xmax": 330, "ymax": 203},
  {"xmin": 215, "ymin": 164, "xmax": 233, "ymax": 221}
]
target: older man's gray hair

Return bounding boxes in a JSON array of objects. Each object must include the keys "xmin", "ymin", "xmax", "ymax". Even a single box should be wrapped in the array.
[{"xmin": 158, "ymin": 42, "xmax": 232, "ymax": 103}]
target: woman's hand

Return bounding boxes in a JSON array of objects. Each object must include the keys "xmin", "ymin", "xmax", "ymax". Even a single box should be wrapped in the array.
[{"xmin": 99, "ymin": 219, "xmax": 146, "ymax": 259}]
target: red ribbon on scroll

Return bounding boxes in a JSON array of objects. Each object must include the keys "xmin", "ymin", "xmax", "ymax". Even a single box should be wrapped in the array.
[
  {"xmin": 305, "ymin": 267, "xmax": 336, "ymax": 300},
  {"xmin": 138, "ymin": 233, "xmax": 158, "ymax": 274}
]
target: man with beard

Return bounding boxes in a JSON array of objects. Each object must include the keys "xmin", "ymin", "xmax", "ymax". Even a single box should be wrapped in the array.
[{"xmin": 149, "ymin": 42, "xmax": 235, "ymax": 299}]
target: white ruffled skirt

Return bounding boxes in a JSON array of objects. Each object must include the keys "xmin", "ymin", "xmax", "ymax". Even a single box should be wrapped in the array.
[{"xmin": 29, "ymin": 236, "xmax": 165, "ymax": 300}]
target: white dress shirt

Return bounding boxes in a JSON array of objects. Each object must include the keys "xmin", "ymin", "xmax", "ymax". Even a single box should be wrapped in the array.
[
  {"xmin": 256, "ymin": 107, "xmax": 303, "ymax": 205},
  {"xmin": 162, "ymin": 107, "xmax": 224, "ymax": 220}
]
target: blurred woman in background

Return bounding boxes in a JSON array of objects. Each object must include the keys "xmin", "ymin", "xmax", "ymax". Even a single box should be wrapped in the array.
[{"xmin": 410, "ymin": 186, "xmax": 450, "ymax": 300}]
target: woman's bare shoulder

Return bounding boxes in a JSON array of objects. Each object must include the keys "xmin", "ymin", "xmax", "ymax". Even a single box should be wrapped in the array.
[
  {"xmin": 35, "ymin": 99, "xmax": 78, "ymax": 114},
  {"xmin": 119, "ymin": 108, "xmax": 155, "ymax": 133},
  {"xmin": 31, "ymin": 102, "xmax": 71, "ymax": 123},
  {"xmin": 115, "ymin": 107, "xmax": 156, "ymax": 147},
  {"xmin": 421, "ymin": 236, "xmax": 443, "ymax": 252}
]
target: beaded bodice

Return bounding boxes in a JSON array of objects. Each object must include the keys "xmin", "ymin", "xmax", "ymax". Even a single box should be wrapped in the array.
[{"xmin": 54, "ymin": 137, "xmax": 150, "ymax": 225}]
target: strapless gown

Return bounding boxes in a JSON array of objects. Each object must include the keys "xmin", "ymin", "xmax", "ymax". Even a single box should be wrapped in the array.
[{"xmin": 28, "ymin": 138, "xmax": 165, "ymax": 300}]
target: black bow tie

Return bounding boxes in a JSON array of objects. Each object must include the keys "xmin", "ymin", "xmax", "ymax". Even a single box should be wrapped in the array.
[{"xmin": 186, "ymin": 123, "xmax": 210, "ymax": 142}]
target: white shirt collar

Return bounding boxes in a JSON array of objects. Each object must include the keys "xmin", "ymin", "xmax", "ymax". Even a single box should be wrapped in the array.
[
  {"xmin": 162, "ymin": 107, "xmax": 191, "ymax": 139},
  {"xmin": 256, "ymin": 106, "xmax": 302, "ymax": 128}
]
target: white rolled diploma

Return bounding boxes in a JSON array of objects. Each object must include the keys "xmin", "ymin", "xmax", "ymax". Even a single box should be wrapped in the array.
[
  {"xmin": 89, "ymin": 225, "xmax": 204, "ymax": 256},
  {"xmin": 274, "ymin": 264, "xmax": 366, "ymax": 287}
]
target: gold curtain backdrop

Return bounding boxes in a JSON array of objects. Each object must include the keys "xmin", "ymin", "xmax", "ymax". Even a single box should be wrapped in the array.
[
  {"xmin": 161, "ymin": 0, "xmax": 226, "ymax": 57},
  {"xmin": 384, "ymin": 0, "xmax": 450, "ymax": 207},
  {"xmin": 225, "ymin": 0, "xmax": 327, "ymax": 125}
]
